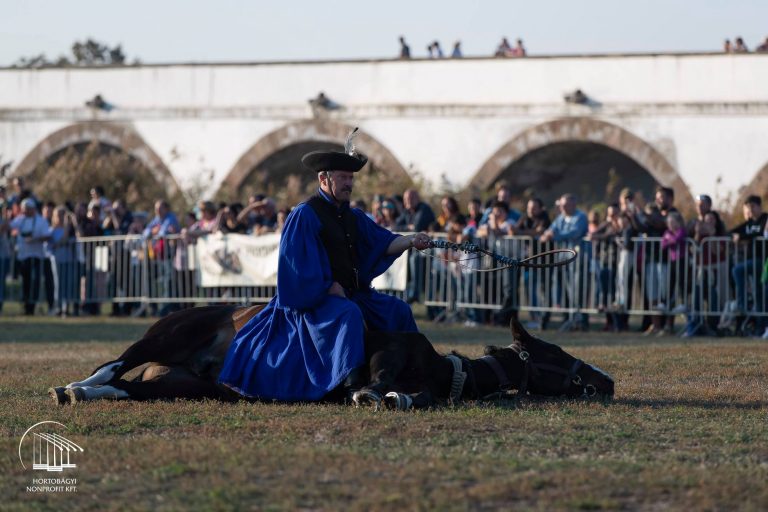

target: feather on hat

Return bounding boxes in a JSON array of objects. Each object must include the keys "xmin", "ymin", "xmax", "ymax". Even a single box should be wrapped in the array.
[{"xmin": 302, "ymin": 128, "xmax": 368, "ymax": 173}]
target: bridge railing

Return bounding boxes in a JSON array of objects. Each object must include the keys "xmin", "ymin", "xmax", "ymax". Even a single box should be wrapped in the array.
[{"xmin": 1, "ymin": 234, "xmax": 766, "ymax": 331}]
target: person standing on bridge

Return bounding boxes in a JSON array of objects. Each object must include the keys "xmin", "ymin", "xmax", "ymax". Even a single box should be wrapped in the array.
[
  {"xmin": 218, "ymin": 129, "xmax": 432, "ymax": 401},
  {"xmin": 398, "ymin": 36, "xmax": 411, "ymax": 59}
]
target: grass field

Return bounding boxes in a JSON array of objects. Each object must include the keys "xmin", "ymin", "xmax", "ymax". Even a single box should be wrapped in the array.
[{"xmin": 1, "ymin": 312, "xmax": 767, "ymax": 511}]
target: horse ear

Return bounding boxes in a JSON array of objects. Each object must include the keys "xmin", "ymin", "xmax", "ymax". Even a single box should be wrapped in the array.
[
  {"xmin": 484, "ymin": 345, "xmax": 501, "ymax": 356},
  {"xmin": 510, "ymin": 318, "xmax": 530, "ymax": 343}
]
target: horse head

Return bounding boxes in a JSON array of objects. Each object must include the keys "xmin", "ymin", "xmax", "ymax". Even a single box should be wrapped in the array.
[{"xmin": 482, "ymin": 319, "xmax": 614, "ymax": 399}]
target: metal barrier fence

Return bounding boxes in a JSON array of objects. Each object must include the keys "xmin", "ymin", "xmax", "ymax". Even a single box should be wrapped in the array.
[
  {"xmin": 1, "ymin": 234, "xmax": 766, "ymax": 330},
  {"xmin": 1, "ymin": 234, "xmax": 278, "ymax": 315},
  {"xmin": 419, "ymin": 235, "xmax": 768, "ymax": 330}
]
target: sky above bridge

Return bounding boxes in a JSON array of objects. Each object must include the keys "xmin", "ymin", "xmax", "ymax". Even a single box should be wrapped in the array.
[{"xmin": 2, "ymin": 0, "xmax": 767, "ymax": 66}]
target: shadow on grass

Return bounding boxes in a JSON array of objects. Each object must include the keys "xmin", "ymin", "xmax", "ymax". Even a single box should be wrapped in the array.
[
  {"xmin": 0, "ymin": 317, "xmax": 151, "ymax": 343},
  {"xmin": 613, "ymin": 397, "xmax": 765, "ymax": 411},
  {"xmin": 443, "ymin": 395, "xmax": 765, "ymax": 412}
]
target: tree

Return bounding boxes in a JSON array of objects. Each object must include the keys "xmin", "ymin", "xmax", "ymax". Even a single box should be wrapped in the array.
[
  {"xmin": 13, "ymin": 38, "xmax": 131, "ymax": 68},
  {"xmin": 30, "ymin": 141, "xmax": 186, "ymax": 213}
]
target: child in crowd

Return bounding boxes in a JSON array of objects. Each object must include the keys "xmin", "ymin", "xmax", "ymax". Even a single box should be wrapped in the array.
[
  {"xmin": 48, "ymin": 207, "xmax": 79, "ymax": 316},
  {"xmin": 660, "ymin": 211, "xmax": 688, "ymax": 317}
]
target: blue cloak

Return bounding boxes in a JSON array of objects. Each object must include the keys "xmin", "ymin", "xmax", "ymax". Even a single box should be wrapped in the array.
[{"xmin": 217, "ymin": 196, "xmax": 418, "ymax": 401}]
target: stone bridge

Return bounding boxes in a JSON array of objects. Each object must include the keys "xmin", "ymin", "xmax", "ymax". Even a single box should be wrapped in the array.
[{"xmin": 2, "ymin": 52, "xmax": 768, "ymax": 212}]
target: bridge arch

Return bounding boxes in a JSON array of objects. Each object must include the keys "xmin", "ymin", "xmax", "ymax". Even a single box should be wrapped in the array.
[
  {"xmin": 13, "ymin": 122, "xmax": 180, "ymax": 195},
  {"xmin": 220, "ymin": 120, "xmax": 411, "ymax": 199},
  {"xmin": 470, "ymin": 118, "xmax": 694, "ymax": 210},
  {"xmin": 737, "ymin": 162, "xmax": 768, "ymax": 217}
]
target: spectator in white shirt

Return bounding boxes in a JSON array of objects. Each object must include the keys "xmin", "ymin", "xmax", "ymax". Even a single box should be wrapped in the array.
[{"xmin": 10, "ymin": 198, "xmax": 50, "ymax": 315}]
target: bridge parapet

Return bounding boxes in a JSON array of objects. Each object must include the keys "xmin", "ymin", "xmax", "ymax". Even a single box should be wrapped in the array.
[{"xmin": 1, "ymin": 53, "xmax": 767, "ymax": 213}]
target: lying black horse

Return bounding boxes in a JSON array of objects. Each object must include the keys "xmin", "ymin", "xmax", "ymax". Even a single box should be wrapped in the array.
[{"xmin": 49, "ymin": 305, "xmax": 614, "ymax": 409}]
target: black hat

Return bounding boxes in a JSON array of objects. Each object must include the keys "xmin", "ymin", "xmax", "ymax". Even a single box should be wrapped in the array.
[
  {"xmin": 301, "ymin": 151, "xmax": 368, "ymax": 173},
  {"xmin": 301, "ymin": 127, "xmax": 367, "ymax": 173}
]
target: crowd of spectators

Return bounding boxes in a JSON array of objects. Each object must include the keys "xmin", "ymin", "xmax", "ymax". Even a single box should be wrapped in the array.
[
  {"xmin": 723, "ymin": 35, "xmax": 768, "ymax": 53},
  {"xmin": 1, "ymin": 173, "xmax": 767, "ymax": 340},
  {"xmin": 0, "ymin": 175, "xmax": 287, "ymax": 317},
  {"xmin": 398, "ymin": 36, "xmax": 526, "ymax": 59},
  {"xmin": 398, "ymin": 34, "xmax": 768, "ymax": 59},
  {"xmin": 365, "ymin": 182, "xmax": 768, "ymax": 339}
]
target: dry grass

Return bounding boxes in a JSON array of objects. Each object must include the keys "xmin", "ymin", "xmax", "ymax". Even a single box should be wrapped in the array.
[{"xmin": 1, "ymin": 315, "xmax": 767, "ymax": 511}]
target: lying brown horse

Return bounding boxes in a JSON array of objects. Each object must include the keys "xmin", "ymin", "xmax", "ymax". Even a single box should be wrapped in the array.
[{"xmin": 49, "ymin": 305, "xmax": 614, "ymax": 409}]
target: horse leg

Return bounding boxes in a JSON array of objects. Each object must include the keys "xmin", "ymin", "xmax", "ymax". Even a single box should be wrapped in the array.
[
  {"xmin": 66, "ymin": 316, "xmax": 231, "ymax": 388},
  {"xmin": 353, "ymin": 332, "xmax": 441, "ymax": 409},
  {"xmin": 352, "ymin": 346, "xmax": 410, "ymax": 409},
  {"xmin": 50, "ymin": 305, "xmax": 240, "ymax": 405},
  {"xmin": 65, "ymin": 364, "xmax": 229, "ymax": 404},
  {"xmin": 50, "ymin": 345, "xmax": 164, "ymax": 404},
  {"xmin": 49, "ymin": 358, "xmax": 130, "ymax": 405},
  {"xmin": 64, "ymin": 359, "xmax": 129, "ymax": 389},
  {"xmin": 383, "ymin": 389, "xmax": 436, "ymax": 410}
]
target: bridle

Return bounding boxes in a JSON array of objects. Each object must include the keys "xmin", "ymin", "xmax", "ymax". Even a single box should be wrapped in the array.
[
  {"xmin": 510, "ymin": 347, "xmax": 598, "ymax": 398},
  {"xmin": 466, "ymin": 350, "xmax": 598, "ymax": 400}
]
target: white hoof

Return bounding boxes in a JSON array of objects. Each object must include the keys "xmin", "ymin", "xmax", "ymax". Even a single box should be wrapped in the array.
[
  {"xmin": 48, "ymin": 387, "xmax": 69, "ymax": 405},
  {"xmin": 64, "ymin": 387, "xmax": 87, "ymax": 404},
  {"xmin": 384, "ymin": 392, "xmax": 413, "ymax": 411},
  {"xmin": 352, "ymin": 389, "xmax": 382, "ymax": 411}
]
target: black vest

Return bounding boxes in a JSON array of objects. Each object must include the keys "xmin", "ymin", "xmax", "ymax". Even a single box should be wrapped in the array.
[{"xmin": 307, "ymin": 195, "xmax": 360, "ymax": 291}]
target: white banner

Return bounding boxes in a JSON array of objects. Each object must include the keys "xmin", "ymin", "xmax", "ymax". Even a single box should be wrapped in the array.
[
  {"xmin": 372, "ymin": 253, "xmax": 408, "ymax": 292},
  {"xmin": 197, "ymin": 233, "xmax": 280, "ymax": 287},
  {"xmin": 196, "ymin": 233, "xmax": 408, "ymax": 291}
]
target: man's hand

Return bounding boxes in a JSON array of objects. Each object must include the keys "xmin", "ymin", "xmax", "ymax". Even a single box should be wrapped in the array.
[
  {"xmin": 328, "ymin": 281, "xmax": 346, "ymax": 298},
  {"xmin": 386, "ymin": 233, "xmax": 432, "ymax": 255},
  {"xmin": 410, "ymin": 233, "xmax": 432, "ymax": 250}
]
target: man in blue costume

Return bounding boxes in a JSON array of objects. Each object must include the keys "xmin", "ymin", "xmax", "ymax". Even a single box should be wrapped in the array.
[{"xmin": 218, "ymin": 131, "xmax": 432, "ymax": 401}]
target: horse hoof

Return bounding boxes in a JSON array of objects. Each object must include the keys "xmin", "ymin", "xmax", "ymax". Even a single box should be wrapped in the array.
[
  {"xmin": 352, "ymin": 389, "xmax": 382, "ymax": 411},
  {"xmin": 48, "ymin": 387, "xmax": 69, "ymax": 405},
  {"xmin": 64, "ymin": 387, "xmax": 86, "ymax": 404},
  {"xmin": 384, "ymin": 392, "xmax": 413, "ymax": 411}
]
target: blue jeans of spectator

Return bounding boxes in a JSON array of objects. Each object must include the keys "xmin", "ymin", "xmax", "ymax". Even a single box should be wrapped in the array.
[
  {"xmin": 597, "ymin": 265, "xmax": 615, "ymax": 309},
  {"xmin": 460, "ymin": 272, "xmax": 483, "ymax": 323},
  {"xmin": 56, "ymin": 260, "xmax": 79, "ymax": 310},
  {"xmin": 425, "ymin": 261, "xmax": 454, "ymax": 320},
  {"xmin": 732, "ymin": 259, "xmax": 758, "ymax": 312},
  {"xmin": 523, "ymin": 269, "xmax": 539, "ymax": 319},
  {"xmin": 548, "ymin": 260, "xmax": 588, "ymax": 329}
]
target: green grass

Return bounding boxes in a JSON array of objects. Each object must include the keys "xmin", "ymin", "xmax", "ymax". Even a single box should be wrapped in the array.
[{"xmin": 1, "ymin": 313, "xmax": 767, "ymax": 511}]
